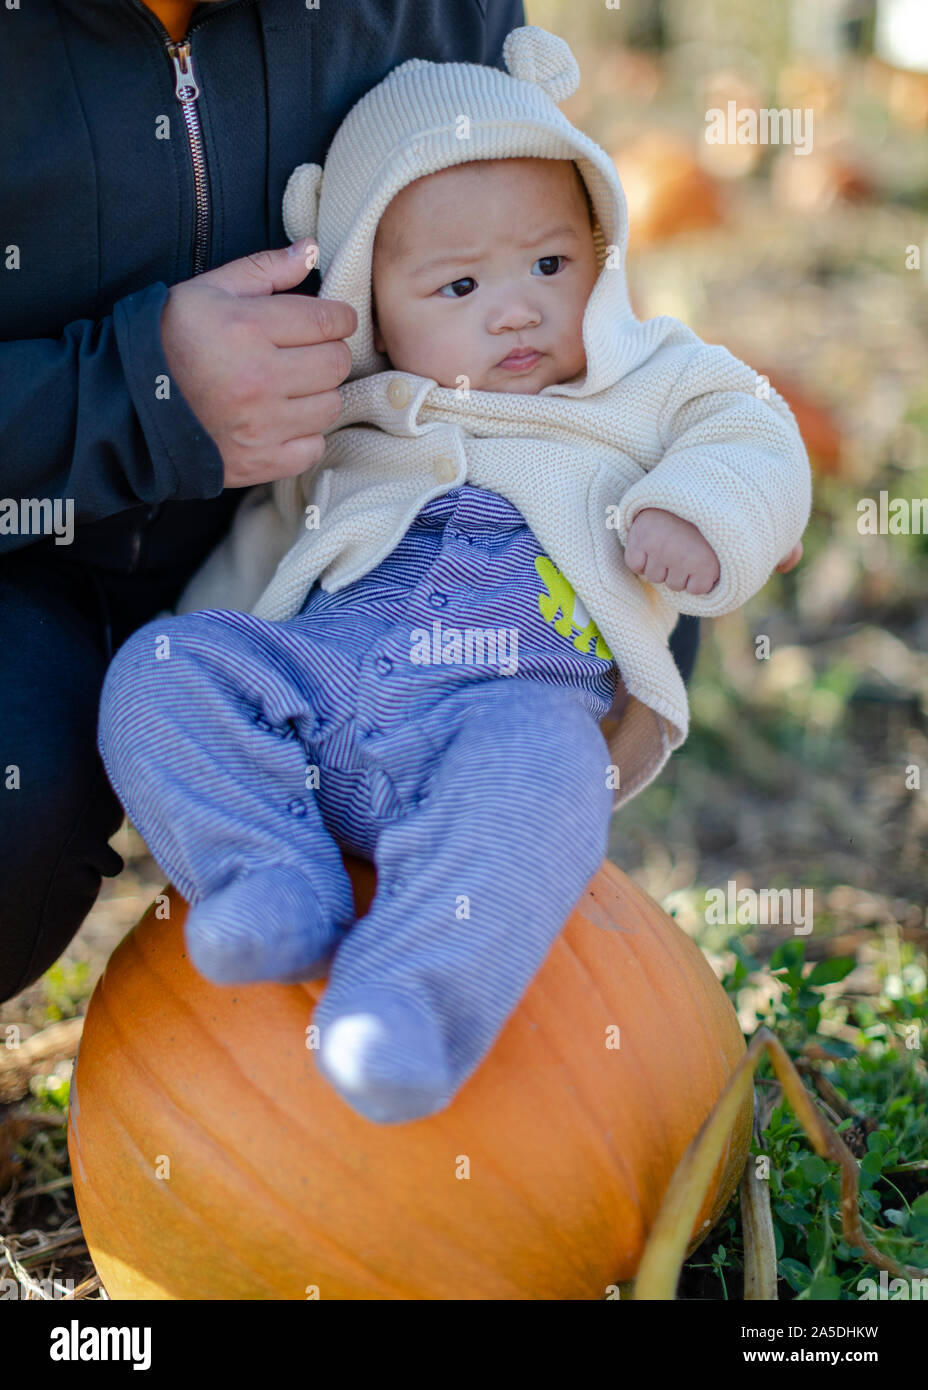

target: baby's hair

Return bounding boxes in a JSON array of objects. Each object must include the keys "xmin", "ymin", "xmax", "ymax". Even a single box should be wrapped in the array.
[
  {"xmin": 373, "ymin": 218, "xmax": 410, "ymax": 269},
  {"xmin": 572, "ymin": 161, "xmax": 595, "ymax": 227}
]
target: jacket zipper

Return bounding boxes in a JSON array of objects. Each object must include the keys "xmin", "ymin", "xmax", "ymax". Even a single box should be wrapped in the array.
[
  {"xmin": 166, "ymin": 41, "xmax": 210, "ymax": 276},
  {"xmin": 129, "ymin": 0, "xmax": 260, "ymax": 277},
  {"xmin": 124, "ymin": 0, "xmax": 257, "ymax": 573},
  {"xmin": 129, "ymin": 40, "xmax": 205, "ymax": 571}
]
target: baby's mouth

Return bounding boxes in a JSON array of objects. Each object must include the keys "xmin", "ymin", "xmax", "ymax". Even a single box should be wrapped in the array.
[{"xmin": 497, "ymin": 347, "xmax": 543, "ymax": 372}]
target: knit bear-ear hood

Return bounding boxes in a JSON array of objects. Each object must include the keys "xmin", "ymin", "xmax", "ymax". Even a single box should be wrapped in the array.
[{"xmin": 283, "ymin": 25, "xmax": 637, "ymax": 396}]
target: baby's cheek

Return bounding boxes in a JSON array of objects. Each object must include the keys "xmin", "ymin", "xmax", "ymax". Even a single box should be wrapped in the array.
[{"xmin": 559, "ymin": 331, "xmax": 589, "ymax": 382}]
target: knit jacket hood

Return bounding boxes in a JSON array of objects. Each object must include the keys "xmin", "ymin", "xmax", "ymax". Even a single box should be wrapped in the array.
[{"xmin": 280, "ymin": 24, "xmax": 638, "ymax": 393}]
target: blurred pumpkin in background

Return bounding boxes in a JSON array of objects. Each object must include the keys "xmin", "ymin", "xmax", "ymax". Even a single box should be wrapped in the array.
[{"xmin": 614, "ymin": 132, "xmax": 726, "ymax": 249}]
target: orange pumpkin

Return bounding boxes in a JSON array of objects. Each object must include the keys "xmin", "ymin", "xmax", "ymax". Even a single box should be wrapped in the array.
[
  {"xmin": 68, "ymin": 856, "xmax": 751, "ymax": 1299},
  {"xmin": 613, "ymin": 133, "xmax": 725, "ymax": 250}
]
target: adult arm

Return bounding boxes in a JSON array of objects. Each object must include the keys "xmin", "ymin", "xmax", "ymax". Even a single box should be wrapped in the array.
[
  {"xmin": 0, "ymin": 282, "xmax": 225, "ymax": 554},
  {"xmin": 1, "ymin": 242, "xmax": 356, "ymax": 557}
]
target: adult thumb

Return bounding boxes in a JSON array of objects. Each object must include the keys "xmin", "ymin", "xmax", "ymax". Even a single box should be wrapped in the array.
[{"xmin": 198, "ymin": 238, "xmax": 319, "ymax": 297}]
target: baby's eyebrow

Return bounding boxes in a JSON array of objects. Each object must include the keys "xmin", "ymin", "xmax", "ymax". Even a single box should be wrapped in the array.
[{"xmin": 411, "ymin": 223, "xmax": 582, "ymax": 278}]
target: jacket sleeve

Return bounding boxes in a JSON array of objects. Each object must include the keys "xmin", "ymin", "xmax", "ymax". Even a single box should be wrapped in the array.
[
  {"xmin": 0, "ymin": 281, "xmax": 225, "ymax": 554},
  {"xmin": 611, "ymin": 343, "xmax": 812, "ymax": 617}
]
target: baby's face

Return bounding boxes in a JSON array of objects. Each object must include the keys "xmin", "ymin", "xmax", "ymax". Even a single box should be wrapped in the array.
[{"xmin": 371, "ymin": 158, "xmax": 599, "ymax": 394}]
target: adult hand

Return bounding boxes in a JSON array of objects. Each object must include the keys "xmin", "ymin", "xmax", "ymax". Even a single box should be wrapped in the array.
[{"xmin": 160, "ymin": 240, "xmax": 357, "ymax": 487}]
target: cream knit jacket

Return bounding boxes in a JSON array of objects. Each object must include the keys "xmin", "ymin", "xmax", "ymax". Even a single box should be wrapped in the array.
[{"xmin": 177, "ymin": 26, "xmax": 812, "ymax": 810}]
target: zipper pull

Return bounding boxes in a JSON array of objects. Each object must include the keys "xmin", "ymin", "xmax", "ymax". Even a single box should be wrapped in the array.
[{"xmin": 168, "ymin": 40, "xmax": 200, "ymax": 103}]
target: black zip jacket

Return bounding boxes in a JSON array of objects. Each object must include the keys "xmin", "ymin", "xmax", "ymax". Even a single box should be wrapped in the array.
[{"xmin": 0, "ymin": 0, "xmax": 525, "ymax": 577}]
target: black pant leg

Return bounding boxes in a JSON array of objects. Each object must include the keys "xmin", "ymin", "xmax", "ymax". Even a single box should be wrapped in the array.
[{"xmin": 0, "ymin": 553, "xmax": 125, "ymax": 1002}]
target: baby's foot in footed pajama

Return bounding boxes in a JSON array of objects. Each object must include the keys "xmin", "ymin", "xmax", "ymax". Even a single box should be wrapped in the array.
[
  {"xmin": 183, "ymin": 865, "xmax": 348, "ymax": 985},
  {"xmin": 316, "ymin": 986, "xmax": 453, "ymax": 1124}
]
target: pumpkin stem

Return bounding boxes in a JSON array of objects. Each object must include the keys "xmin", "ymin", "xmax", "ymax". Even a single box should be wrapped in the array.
[{"xmin": 632, "ymin": 1028, "xmax": 928, "ymax": 1300}]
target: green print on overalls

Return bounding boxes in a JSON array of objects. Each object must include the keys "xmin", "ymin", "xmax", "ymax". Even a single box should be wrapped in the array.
[{"xmin": 534, "ymin": 556, "xmax": 613, "ymax": 661}]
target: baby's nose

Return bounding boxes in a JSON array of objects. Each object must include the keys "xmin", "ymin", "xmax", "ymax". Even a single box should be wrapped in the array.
[{"xmin": 489, "ymin": 299, "xmax": 542, "ymax": 332}]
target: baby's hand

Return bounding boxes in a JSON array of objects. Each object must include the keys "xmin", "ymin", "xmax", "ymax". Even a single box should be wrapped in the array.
[
  {"xmin": 624, "ymin": 507, "xmax": 720, "ymax": 595},
  {"xmin": 774, "ymin": 540, "xmax": 803, "ymax": 574}
]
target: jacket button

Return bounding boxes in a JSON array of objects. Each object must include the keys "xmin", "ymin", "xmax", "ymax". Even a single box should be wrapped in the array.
[
  {"xmin": 375, "ymin": 656, "xmax": 393, "ymax": 676},
  {"xmin": 386, "ymin": 378, "xmax": 410, "ymax": 408},
  {"xmin": 429, "ymin": 591, "xmax": 447, "ymax": 608},
  {"xmin": 432, "ymin": 454, "xmax": 456, "ymax": 483},
  {"xmin": 287, "ymin": 798, "xmax": 308, "ymax": 816}
]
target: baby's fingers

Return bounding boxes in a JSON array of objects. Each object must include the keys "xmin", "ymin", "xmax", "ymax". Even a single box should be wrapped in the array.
[
  {"xmin": 661, "ymin": 563, "xmax": 695, "ymax": 591},
  {"xmin": 641, "ymin": 554, "xmax": 670, "ymax": 584},
  {"xmin": 623, "ymin": 541, "xmax": 648, "ymax": 576},
  {"xmin": 626, "ymin": 542, "xmax": 673, "ymax": 585},
  {"xmin": 774, "ymin": 540, "xmax": 803, "ymax": 574},
  {"xmin": 684, "ymin": 568, "xmax": 719, "ymax": 595}
]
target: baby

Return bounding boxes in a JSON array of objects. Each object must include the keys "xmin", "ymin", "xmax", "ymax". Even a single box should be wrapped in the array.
[
  {"xmin": 359, "ymin": 153, "xmax": 719, "ymax": 731},
  {"xmin": 97, "ymin": 27, "xmax": 811, "ymax": 1125},
  {"xmin": 370, "ymin": 155, "xmax": 724, "ymax": 595}
]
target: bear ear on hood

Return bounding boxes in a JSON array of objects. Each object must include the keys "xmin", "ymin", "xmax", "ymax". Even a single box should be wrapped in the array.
[
  {"xmin": 283, "ymin": 162, "xmax": 323, "ymax": 244},
  {"xmin": 502, "ymin": 25, "xmax": 580, "ymax": 105}
]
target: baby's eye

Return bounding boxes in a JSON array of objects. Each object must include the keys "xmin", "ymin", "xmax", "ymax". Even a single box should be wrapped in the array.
[
  {"xmin": 532, "ymin": 255, "xmax": 565, "ymax": 276},
  {"xmin": 437, "ymin": 277, "xmax": 477, "ymax": 299}
]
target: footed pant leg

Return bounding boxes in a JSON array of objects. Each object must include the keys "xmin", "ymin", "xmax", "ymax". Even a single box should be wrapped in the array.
[
  {"xmin": 97, "ymin": 611, "xmax": 355, "ymax": 983},
  {"xmin": 314, "ymin": 682, "xmax": 614, "ymax": 1123}
]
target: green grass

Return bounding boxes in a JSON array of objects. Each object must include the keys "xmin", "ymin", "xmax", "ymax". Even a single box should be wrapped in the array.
[{"xmin": 680, "ymin": 938, "xmax": 928, "ymax": 1299}]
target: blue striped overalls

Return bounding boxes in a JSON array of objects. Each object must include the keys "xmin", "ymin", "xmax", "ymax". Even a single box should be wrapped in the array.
[{"xmin": 98, "ymin": 484, "xmax": 619, "ymax": 1122}]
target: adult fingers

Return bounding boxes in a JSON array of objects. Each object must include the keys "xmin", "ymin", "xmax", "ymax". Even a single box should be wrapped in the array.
[
  {"xmin": 249, "ymin": 292, "xmax": 359, "ymax": 348},
  {"xmin": 273, "ymin": 340, "xmax": 354, "ymax": 397}
]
